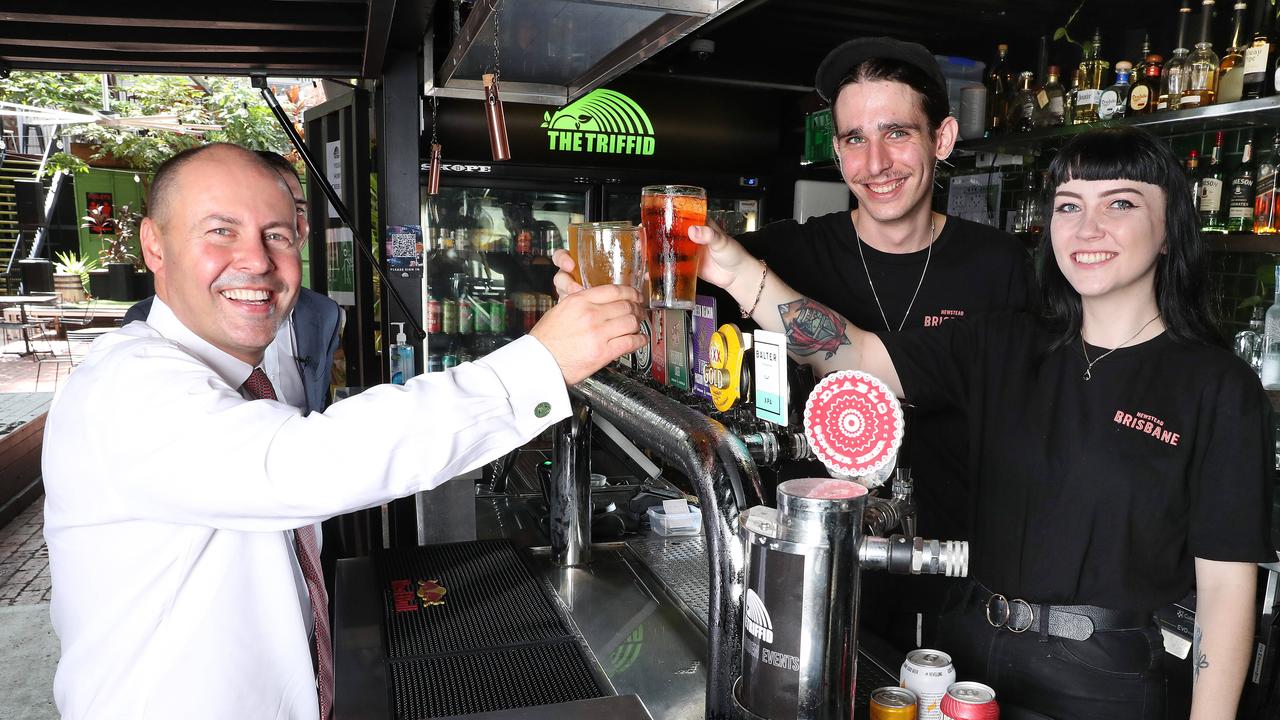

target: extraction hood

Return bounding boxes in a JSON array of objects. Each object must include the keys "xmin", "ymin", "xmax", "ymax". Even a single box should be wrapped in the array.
[{"xmin": 425, "ymin": 0, "xmax": 749, "ymax": 105}]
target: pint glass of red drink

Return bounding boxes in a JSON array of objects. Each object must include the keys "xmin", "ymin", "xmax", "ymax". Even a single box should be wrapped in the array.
[{"xmin": 641, "ymin": 185, "xmax": 707, "ymax": 310}]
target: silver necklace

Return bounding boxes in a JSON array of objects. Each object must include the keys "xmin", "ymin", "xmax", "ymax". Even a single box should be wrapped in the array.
[
  {"xmin": 856, "ymin": 218, "xmax": 935, "ymax": 332},
  {"xmin": 1080, "ymin": 315, "xmax": 1161, "ymax": 381}
]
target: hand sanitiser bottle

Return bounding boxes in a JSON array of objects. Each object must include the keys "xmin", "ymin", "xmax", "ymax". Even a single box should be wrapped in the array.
[{"xmin": 389, "ymin": 322, "xmax": 416, "ymax": 385}]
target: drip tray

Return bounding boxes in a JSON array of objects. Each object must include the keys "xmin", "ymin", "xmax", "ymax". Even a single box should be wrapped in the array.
[{"xmin": 336, "ymin": 539, "xmax": 612, "ymax": 719}]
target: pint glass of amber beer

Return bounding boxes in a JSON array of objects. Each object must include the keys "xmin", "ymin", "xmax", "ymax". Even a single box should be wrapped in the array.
[
  {"xmin": 641, "ymin": 185, "xmax": 707, "ymax": 310},
  {"xmin": 573, "ymin": 221, "xmax": 646, "ymax": 292}
]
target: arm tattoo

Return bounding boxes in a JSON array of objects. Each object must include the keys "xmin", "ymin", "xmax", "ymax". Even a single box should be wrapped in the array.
[
  {"xmin": 778, "ymin": 298, "xmax": 852, "ymax": 359},
  {"xmin": 1193, "ymin": 622, "xmax": 1209, "ymax": 683}
]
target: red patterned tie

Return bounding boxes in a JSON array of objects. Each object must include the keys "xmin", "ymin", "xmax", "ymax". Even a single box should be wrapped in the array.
[{"xmin": 242, "ymin": 367, "xmax": 334, "ymax": 718}]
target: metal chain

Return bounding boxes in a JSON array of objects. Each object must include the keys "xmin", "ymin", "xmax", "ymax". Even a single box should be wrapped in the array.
[
  {"xmin": 430, "ymin": 95, "xmax": 439, "ymax": 145},
  {"xmin": 491, "ymin": 0, "xmax": 502, "ymax": 78}
]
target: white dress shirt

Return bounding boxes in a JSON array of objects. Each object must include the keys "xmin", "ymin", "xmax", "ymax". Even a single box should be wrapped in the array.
[{"xmin": 42, "ymin": 297, "xmax": 569, "ymax": 719}]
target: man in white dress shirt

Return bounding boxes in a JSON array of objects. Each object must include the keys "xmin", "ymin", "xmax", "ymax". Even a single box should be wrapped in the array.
[{"xmin": 41, "ymin": 143, "xmax": 645, "ymax": 719}]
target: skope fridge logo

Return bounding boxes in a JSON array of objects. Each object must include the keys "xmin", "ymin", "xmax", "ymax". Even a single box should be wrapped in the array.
[{"xmin": 541, "ymin": 89, "xmax": 656, "ymax": 156}]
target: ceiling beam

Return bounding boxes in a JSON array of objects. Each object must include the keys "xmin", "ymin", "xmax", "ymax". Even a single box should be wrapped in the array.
[
  {"xmin": 0, "ymin": 25, "xmax": 361, "ymax": 54},
  {"xmin": 0, "ymin": 1, "xmax": 366, "ymax": 32}
]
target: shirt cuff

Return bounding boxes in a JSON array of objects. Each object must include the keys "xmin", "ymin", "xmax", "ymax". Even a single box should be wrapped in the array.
[{"xmin": 476, "ymin": 334, "xmax": 571, "ymax": 434}]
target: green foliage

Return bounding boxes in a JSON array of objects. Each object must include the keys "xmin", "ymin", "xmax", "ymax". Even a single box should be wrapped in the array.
[
  {"xmin": 82, "ymin": 203, "xmax": 142, "ymax": 268},
  {"xmin": 0, "ymin": 72, "xmax": 102, "ymax": 113},
  {"xmin": 43, "ymin": 151, "xmax": 89, "ymax": 178},
  {"xmin": 53, "ymin": 250, "xmax": 98, "ymax": 288},
  {"xmin": 2, "ymin": 73, "xmax": 292, "ymax": 172}
]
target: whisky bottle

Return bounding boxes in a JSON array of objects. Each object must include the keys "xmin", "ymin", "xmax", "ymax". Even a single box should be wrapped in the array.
[
  {"xmin": 1199, "ymin": 132, "xmax": 1228, "ymax": 233},
  {"xmin": 1183, "ymin": 0, "xmax": 1221, "ymax": 108},
  {"xmin": 1036, "ymin": 65, "xmax": 1068, "ymax": 126},
  {"xmin": 1244, "ymin": 0, "xmax": 1276, "ymax": 98},
  {"xmin": 1228, "ymin": 131, "xmax": 1257, "ymax": 233},
  {"xmin": 1187, "ymin": 150, "xmax": 1202, "ymax": 206},
  {"xmin": 1073, "ymin": 29, "xmax": 1110, "ymax": 123},
  {"xmin": 1255, "ymin": 131, "xmax": 1280, "ymax": 234},
  {"xmin": 1007, "ymin": 71, "xmax": 1038, "ymax": 132},
  {"xmin": 1160, "ymin": 1, "xmax": 1195, "ymax": 110},
  {"xmin": 1130, "ymin": 54, "xmax": 1164, "ymax": 113},
  {"xmin": 985, "ymin": 43, "xmax": 1012, "ymax": 133},
  {"xmin": 1219, "ymin": 1, "xmax": 1249, "ymax": 103},
  {"xmin": 1098, "ymin": 67, "xmax": 1133, "ymax": 120}
]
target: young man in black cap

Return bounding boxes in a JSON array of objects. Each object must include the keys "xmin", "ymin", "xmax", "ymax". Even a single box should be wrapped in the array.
[{"xmin": 735, "ymin": 37, "xmax": 1033, "ymax": 650}]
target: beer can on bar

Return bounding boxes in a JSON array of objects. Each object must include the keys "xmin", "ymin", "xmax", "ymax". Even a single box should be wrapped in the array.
[
  {"xmin": 901, "ymin": 649, "xmax": 956, "ymax": 720},
  {"xmin": 870, "ymin": 686, "xmax": 918, "ymax": 720},
  {"xmin": 941, "ymin": 681, "xmax": 999, "ymax": 720}
]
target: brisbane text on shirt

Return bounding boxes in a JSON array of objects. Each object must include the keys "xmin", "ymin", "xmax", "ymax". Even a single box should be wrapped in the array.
[{"xmin": 1113, "ymin": 409, "xmax": 1181, "ymax": 446}]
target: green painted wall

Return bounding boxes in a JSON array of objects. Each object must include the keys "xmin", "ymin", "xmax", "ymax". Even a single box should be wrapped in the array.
[{"xmin": 73, "ymin": 168, "xmax": 149, "ymax": 264}]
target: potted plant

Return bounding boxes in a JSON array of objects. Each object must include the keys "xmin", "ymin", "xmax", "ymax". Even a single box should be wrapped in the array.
[
  {"xmin": 52, "ymin": 251, "xmax": 96, "ymax": 304},
  {"xmin": 82, "ymin": 203, "xmax": 142, "ymax": 300}
]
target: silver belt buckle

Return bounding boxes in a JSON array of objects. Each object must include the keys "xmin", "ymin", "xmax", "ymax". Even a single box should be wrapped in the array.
[{"xmin": 1007, "ymin": 598, "xmax": 1035, "ymax": 633}]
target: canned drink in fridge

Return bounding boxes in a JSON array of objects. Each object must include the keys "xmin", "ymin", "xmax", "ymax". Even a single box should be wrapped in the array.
[
  {"xmin": 901, "ymin": 649, "xmax": 956, "ymax": 720},
  {"xmin": 484, "ymin": 299, "xmax": 503, "ymax": 335},
  {"xmin": 442, "ymin": 354, "xmax": 459, "ymax": 369},
  {"xmin": 870, "ymin": 686, "xmax": 918, "ymax": 720},
  {"xmin": 441, "ymin": 298, "xmax": 459, "ymax": 334},
  {"xmin": 426, "ymin": 298, "xmax": 442, "ymax": 334},
  {"xmin": 940, "ymin": 681, "xmax": 998, "ymax": 720},
  {"xmin": 458, "ymin": 299, "xmax": 474, "ymax": 335}
]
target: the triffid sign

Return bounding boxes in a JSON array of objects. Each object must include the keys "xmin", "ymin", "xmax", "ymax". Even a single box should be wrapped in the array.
[{"xmin": 541, "ymin": 89, "xmax": 656, "ymax": 156}]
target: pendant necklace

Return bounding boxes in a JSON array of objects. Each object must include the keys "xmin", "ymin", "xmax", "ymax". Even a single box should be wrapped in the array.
[
  {"xmin": 856, "ymin": 218, "xmax": 936, "ymax": 332},
  {"xmin": 1080, "ymin": 314, "xmax": 1161, "ymax": 381}
]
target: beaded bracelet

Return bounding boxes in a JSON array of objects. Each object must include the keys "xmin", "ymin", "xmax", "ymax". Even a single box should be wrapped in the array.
[{"xmin": 740, "ymin": 259, "xmax": 768, "ymax": 319}]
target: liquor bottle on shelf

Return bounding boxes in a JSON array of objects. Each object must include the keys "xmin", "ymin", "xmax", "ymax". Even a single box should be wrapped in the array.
[
  {"xmin": 1254, "ymin": 131, "xmax": 1280, "ymax": 234},
  {"xmin": 1244, "ymin": 0, "xmax": 1276, "ymax": 98},
  {"xmin": 1187, "ymin": 149, "xmax": 1202, "ymax": 206},
  {"xmin": 1219, "ymin": 1, "xmax": 1250, "ymax": 103},
  {"xmin": 1199, "ymin": 132, "xmax": 1228, "ymax": 233},
  {"xmin": 1007, "ymin": 71, "xmax": 1038, "ymax": 132},
  {"xmin": 1098, "ymin": 66, "xmax": 1133, "ymax": 120},
  {"xmin": 1130, "ymin": 54, "xmax": 1164, "ymax": 114},
  {"xmin": 1160, "ymin": 1, "xmax": 1195, "ymax": 110},
  {"xmin": 1073, "ymin": 29, "xmax": 1109, "ymax": 124},
  {"xmin": 1035, "ymin": 65, "xmax": 1067, "ymax": 127},
  {"xmin": 1134, "ymin": 33, "xmax": 1155, "ymax": 80},
  {"xmin": 1228, "ymin": 131, "xmax": 1257, "ymax": 232},
  {"xmin": 1262, "ymin": 266, "xmax": 1280, "ymax": 389},
  {"xmin": 985, "ymin": 43, "xmax": 1012, "ymax": 134},
  {"xmin": 1183, "ymin": 0, "xmax": 1221, "ymax": 108}
]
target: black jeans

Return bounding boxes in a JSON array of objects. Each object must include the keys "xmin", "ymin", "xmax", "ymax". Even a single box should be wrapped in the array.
[{"xmin": 934, "ymin": 593, "xmax": 1168, "ymax": 720}]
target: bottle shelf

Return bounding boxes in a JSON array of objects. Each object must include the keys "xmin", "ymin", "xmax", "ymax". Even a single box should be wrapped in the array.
[
  {"xmin": 1207, "ymin": 233, "xmax": 1280, "ymax": 253},
  {"xmin": 955, "ymin": 95, "xmax": 1280, "ymax": 155}
]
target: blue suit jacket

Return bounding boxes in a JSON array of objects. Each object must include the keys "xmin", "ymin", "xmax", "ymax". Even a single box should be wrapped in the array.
[{"xmin": 123, "ymin": 289, "xmax": 343, "ymax": 414}]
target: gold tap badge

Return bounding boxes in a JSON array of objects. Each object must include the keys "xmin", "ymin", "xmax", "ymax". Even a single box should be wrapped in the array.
[{"xmin": 391, "ymin": 578, "xmax": 448, "ymax": 612}]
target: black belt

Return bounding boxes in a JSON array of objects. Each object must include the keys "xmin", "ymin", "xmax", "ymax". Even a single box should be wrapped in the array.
[{"xmin": 968, "ymin": 582, "xmax": 1153, "ymax": 642}]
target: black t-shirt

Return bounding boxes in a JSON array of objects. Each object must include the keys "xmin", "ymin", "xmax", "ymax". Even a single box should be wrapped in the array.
[
  {"xmin": 736, "ymin": 211, "xmax": 1033, "ymax": 541},
  {"xmin": 881, "ymin": 312, "xmax": 1275, "ymax": 610}
]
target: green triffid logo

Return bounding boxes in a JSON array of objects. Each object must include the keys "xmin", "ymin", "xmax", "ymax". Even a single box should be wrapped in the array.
[
  {"xmin": 541, "ymin": 89, "xmax": 656, "ymax": 156},
  {"xmin": 609, "ymin": 624, "xmax": 645, "ymax": 674}
]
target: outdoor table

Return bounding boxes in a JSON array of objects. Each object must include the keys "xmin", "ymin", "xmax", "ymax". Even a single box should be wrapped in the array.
[{"xmin": 0, "ymin": 295, "xmax": 60, "ymax": 356}]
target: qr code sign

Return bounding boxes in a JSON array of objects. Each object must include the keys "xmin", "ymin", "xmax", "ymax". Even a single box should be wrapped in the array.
[{"xmin": 390, "ymin": 232, "xmax": 419, "ymax": 259}]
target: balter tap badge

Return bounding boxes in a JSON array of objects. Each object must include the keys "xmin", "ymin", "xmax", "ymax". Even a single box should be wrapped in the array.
[{"xmin": 803, "ymin": 370, "xmax": 903, "ymax": 488}]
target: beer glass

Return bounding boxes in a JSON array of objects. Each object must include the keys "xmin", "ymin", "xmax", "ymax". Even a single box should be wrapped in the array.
[
  {"xmin": 641, "ymin": 185, "xmax": 707, "ymax": 310},
  {"xmin": 573, "ymin": 221, "xmax": 646, "ymax": 292}
]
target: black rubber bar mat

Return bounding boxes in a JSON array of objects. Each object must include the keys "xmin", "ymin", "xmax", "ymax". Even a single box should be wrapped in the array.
[{"xmin": 374, "ymin": 539, "xmax": 605, "ymax": 719}]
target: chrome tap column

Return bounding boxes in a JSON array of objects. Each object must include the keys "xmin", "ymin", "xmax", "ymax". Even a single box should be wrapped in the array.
[
  {"xmin": 733, "ymin": 477, "xmax": 968, "ymax": 720},
  {"xmin": 549, "ymin": 399, "xmax": 593, "ymax": 567}
]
